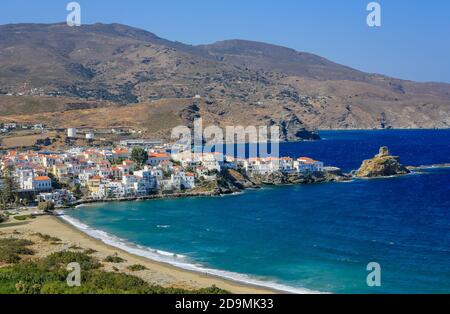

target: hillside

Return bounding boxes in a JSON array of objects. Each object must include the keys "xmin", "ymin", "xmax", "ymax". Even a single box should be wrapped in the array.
[{"xmin": 0, "ymin": 23, "xmax": 449, "ymax": 141}]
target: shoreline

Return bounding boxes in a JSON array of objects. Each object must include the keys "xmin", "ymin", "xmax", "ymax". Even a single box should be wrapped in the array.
[
  {"xmin": 65, "ymin": 161, "xmax": 450, "ymax": 210},
  {"xmin": 0, "ymin": 215, "xmax": 307, "ymax": 294},
  {"xmin": 58, "ymin": 213, "xmax": 320, "ymax": 294},
  {"xmin": 67, "ymin": 164, "xmax": 450, "ymax": 209},
  {"xmin": 70, "ymin": 190, "xmax": 226, "ymax": 207},
  {"xmin": 67, "ymin": 169, "xmax": 351, "ymax": 209}
]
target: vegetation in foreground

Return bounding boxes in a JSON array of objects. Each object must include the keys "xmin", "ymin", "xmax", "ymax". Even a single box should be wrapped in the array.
[
  {"xmin": 0, "ymin": 238, "xmax": 35, "ymax": 264},
  {"xmin": 0, "ymin": 239, "xmax": 228, "ymax": 294},
  {"xmin": 31, "ymin": 233, "xmax": 61, "ymax": 243},
  {"xmin": 13, "ymin": 215, "xmax": 36, "ymax": 221},
  {"xmin": 127, "ymin": 264, "xmax": 148, "ymax": 272},
  {"xmin": 103, "ymin": 254, "xmax": 126, "ymax": 264}
]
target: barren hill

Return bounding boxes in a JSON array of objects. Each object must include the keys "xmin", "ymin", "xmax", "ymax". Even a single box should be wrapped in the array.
[{"xmin": 0, "ymin": 23, "xmax": 449, "ymax": 141}]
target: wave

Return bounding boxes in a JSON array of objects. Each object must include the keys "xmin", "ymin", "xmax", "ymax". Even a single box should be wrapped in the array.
[
  {"xmin": 59, "ymin": 213, "xmax": 323, "ymax": 294},
  {"xmin": 74, "ymin": 203, "xmax": 101, "ymax": 209},
  {"xmin": 156, "ymin": 225, "xmax": 171, "ymax": 229}
]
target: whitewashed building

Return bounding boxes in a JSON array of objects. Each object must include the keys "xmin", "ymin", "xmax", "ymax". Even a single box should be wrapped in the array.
[
  {"xmin": 37, "ymin": 189, "xmax": 75, "ymax": 205},
  {"xmin": 294, "ymin": 157, "xmax": 324, "ymax": 173}
]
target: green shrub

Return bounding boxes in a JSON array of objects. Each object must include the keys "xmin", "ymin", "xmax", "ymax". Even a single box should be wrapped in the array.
[
  {"xmin": 13, "ymin": 216, "xmax": 28, "ymax": 221},
  {"xmin": 127, "ymin": 264, "xmax": 147, "ymax": 271},
  {"xmin": 0, "ymin": 251, "xmax": 21, "ymax": 264},
  {"xmin": 83, "ymin": 248, "xmax": 97, "ymax": 255},
  {"xmin": 32, "ymin": 233, "xmax": 61, "ymax": 243},
  {"xmin": 0, "ymin": 238, "xmax": 35, "ymax": 264},
  {"xmin": 41, "ymin": 251, "xmax": 101, "ymax": 271},
  {"xmin": 0, "ymin": 214, "xmax": 7, "ymax": 223},
  {"xmin": 103, "ymin": 254, "xmax": 126, "ymax": 263},
  {"xmin": 13, "ymin": 215, "xmax": 35, "ymax": 221},
  {"xmin": 38, "ymin": 201, "xmax": 55, "ymax": 212},
  {"xmin": 0, "ymin": 250, "xmax": 230, "ymax": 294},
  {"xmin": 195, "ymin": 285, "xmax": 229, "ymax": 294}
]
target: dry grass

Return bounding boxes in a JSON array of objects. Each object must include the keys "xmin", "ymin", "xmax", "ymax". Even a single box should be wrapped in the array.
[
  {"xmin": 0, "ymin": 98, "xmax": 194, "ymax": 141},
  {"xmin": 0, "ymin": 131, "xmax": 57, "ymax": 149}
]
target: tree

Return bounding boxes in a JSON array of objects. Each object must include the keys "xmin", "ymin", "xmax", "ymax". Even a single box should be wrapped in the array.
[
  {"xmin": 71, "ymin": 184, "xmax": 82, "ymax": 198},
  {"xmin": 0, "ymin": 213, "xmax": 7, "ymax": 223},
  {"xmin": 0, "ymin": 166, "xmax": 19, "ymax": 209},
  {"xmin": 106, "ymin": 189, "xmax": 115, "ymax": 199},
  {"xmin": 21, "ymin": 198, "xmax": 29, "ymax": 207},
  {"xmin": 47, "ymin": 173, "xmax": 61, "ymax": 189},
  {"xmin": 38, "ymin": 201, "xmax": 55, "ymax": 213},
  {"xmin": 130, "ymin": 147, "xmax": 148, "ymax": 169}
]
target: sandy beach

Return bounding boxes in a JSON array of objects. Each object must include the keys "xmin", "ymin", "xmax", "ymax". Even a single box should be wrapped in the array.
[{"xmin": 0, "ymin": 215, "xmax": 277, "ymax": 294}]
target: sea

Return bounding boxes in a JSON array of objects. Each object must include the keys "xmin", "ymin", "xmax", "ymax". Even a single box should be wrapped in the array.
[{"xmin": 64, "ymin": 130, "xmax": 450, "ymax": 293}]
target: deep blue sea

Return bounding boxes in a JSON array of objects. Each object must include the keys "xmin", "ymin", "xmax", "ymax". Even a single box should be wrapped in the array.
[{"xmin": 66, "ymin": 130, "xmax": 450, "ymax": 293}]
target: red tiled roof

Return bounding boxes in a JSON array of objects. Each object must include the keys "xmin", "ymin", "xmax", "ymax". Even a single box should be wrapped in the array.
[
  {"xmin": 113, "ymin": 148, "xmax": 129, "ymax": 154},
  {"xmin": 34, "ymin": 176, "xmax": 51, "ymax": 181},
  {"xmin": 149, "ymin": 153, "xmax": 169, "ymax": 158},
  {"xmin": 298, "ymin": 157, "xmax": 318, "ymax": 164}
]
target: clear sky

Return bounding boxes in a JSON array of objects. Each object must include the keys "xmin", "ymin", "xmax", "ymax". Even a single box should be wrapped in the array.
[{"xmin": 1, "ymin": 0, "xmax": 449, "ymax": 83}]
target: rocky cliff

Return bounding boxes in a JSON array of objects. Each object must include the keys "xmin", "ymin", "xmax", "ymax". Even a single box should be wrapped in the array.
[{"xmin": 250, "ymin": 167, "xmax": 350, "ymax": 185}]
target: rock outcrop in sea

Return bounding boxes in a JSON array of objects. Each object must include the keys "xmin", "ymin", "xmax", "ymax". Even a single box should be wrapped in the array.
[{"xmin": 355, "ymin": 146, "xmax": 410, "ymax": 178}]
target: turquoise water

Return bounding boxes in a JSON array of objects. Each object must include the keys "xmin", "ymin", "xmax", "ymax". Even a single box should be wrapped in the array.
[{"xmin": 66, "ymin": 130, "xmax": 450, "ymax": 293}]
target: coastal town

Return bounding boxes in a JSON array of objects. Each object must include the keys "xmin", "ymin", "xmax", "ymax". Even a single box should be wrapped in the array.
[
  {"xmin": 0, "ymin": 0, "xmax": 449, "ymax": 300},
  {"xmin": 0, "ymin": 128, "xmax": 333, "ymax": 210}
]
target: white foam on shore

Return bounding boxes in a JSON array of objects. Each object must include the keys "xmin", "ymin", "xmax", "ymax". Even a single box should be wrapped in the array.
[{"xmin": 59, "ymin": 213, "xmax": 323, "ymax": 294}]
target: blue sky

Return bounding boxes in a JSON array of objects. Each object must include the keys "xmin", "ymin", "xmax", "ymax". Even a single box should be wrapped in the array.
[{"xmin": 1, "ymin": 0, "xmax": 449, "ymax": 83}]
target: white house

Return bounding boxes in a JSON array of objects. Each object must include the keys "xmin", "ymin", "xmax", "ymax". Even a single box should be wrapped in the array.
[
  {"xmin": 97, "ymin": 167, "xmax": 112, "ymax": 179},
  {"xmin": 133, "ymin": 179, "xmax": 148, "ymax": 195},
  {"xmin": 157, "ymin": 173, "xmax": 182, "ymax": 192},
  {"xmin": 41, "ymin": 155, "xmax": 60, "ymax": 168},
  {"xmin": 147, "ymin": 152, "xmax": 171, "ymax": 166},
  {"xmin": 134, "ymin": 169, "xmax": 157, "ymax": 192},
  {"xmin": 294, "ymin": 157, "xmax": 324, "ymax": 173},
  {"xmin": 122, "ymin": 175, "xmax": 137, "ymax": 187},
  {"xmin": 16, "ymin": 168, "xmax": 35, "ymax": 190},
  {"xmin": 180, "ymin": 172, "xmax": 196, "ymax": 189},
  {"xmin": 279, "ymin": 157, "xmax": 295, "ymax": 173},
  {"xmin": 66, "ymin": 162, "xmax": 81, "ymax": 175},
  {"xmin": 112, "ymin": 148, "xmax": 130, "ymax": 161},
  {"xmin": 4, "ymin": 123, "xmax": 17, "ymax": 130},
  {"xmin": 244, "ymin": 158, "xmax": 276, "ymax": 174},
  {"xmin": 97, "ymin": 180, "xmax": 126, "ymax": 199},
  {"xmin": 37, "ymin": 189, "xmax": 75, "ymax": 206},
  {"xmin": 32, "ymin": 176, "xmax": 52, "ymax": 191},
  {"xmin": 67, "ymin": 128, "xmax": 77, "ymax": 138},
  {"xmin": 198, "ymin": 152, "xmax": 224, "ymax": 172}
]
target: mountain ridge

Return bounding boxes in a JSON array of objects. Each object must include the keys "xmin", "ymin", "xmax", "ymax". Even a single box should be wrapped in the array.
[{"xmin": 0, "ymin": 22, "xmax": 449, "ymax": 141}]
